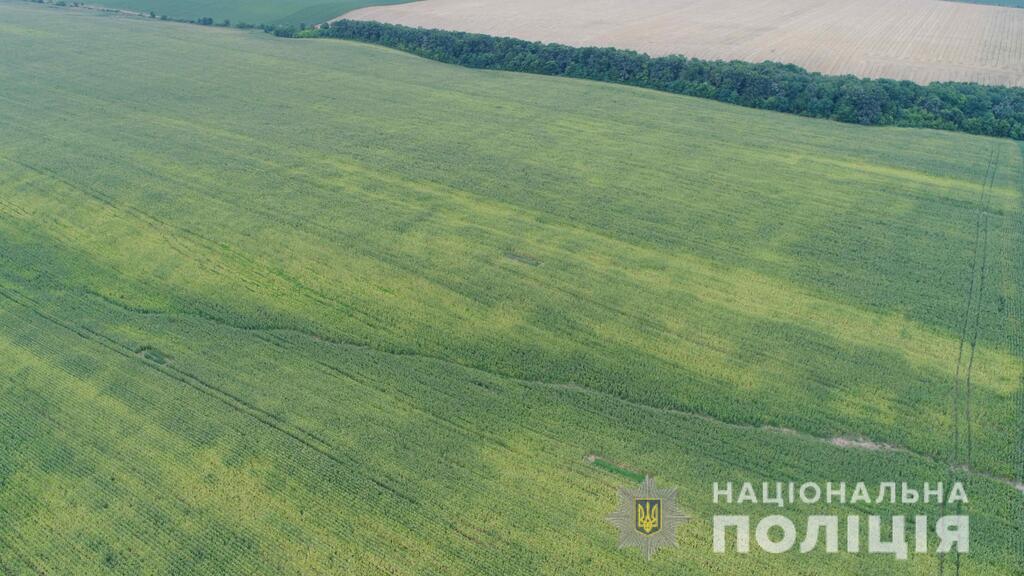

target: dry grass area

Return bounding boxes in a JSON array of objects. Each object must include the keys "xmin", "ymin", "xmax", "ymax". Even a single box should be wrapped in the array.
[{"xmin": 347, "ymin": 0, "xmax": 1024, "ymax": 86}]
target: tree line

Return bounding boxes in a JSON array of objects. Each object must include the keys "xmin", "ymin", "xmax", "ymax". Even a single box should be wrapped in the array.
[{"xmin": 288, "ymin": 19, "xmax": 1024, "ymax": 141}]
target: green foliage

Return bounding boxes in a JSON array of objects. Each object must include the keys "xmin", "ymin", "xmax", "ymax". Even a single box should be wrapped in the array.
[
  {"xmin": 0, "ymin": 2, "xmax": 1021, "ymax": 574},
  {"xmin": 318, "ymin": 20, "xmax": 1024, "ymax": 140},
  {"xmin": 591, "ymin": 457, "xmax": 646, "ymax": 484}
]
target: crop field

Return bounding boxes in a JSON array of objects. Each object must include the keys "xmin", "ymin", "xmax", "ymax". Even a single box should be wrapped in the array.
[
  {"xmin": 952, "ymin": 0, "xmax": 1024, "ymax": 7},
  {"xmin": 349, "ymin": 0, "xmax": 1024, "ymax": 87},
  {"xmin": 86, "ymin": 0, "xmax": 412, "ymax": 26},
  {"xmin": 0, "ymin": 2, "xmax": 1022, "ymax": 574}
]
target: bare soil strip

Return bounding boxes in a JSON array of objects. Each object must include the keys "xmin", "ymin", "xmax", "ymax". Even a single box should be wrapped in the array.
[{"xmin": 347, "ymin": 0, "xmax": 1024, "ymax": 87}]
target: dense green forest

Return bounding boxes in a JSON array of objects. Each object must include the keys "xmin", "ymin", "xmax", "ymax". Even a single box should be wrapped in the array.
[{"xmin": 299, "ymin": 20, "xmax": 1024, "ymax": 140}]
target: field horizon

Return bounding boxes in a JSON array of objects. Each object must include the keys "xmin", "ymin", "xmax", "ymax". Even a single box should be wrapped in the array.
[
  {"xmin": 76, "ymin": 0, "xmax": 416, "ymax": 26},
  {"xmin": 0, "ymin": 2, "xmax": 1021, "ymax": 574},
  {"xmin": 349, "ymin": 0, "xmax": 1024, "ymax": 88}
]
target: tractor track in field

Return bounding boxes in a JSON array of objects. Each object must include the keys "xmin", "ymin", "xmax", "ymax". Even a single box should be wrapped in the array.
[
  {"xmin": 940, "ymin": 145, "xmax": 1002, "ymax": 576},
  {"xmin": 0, "ymin": 283, "xmax": 509, "ymax": 550},
  {"xmin": 953, "ymin": 148, "xmax": 997, "ymax": 469},
  {"xmin": 5, "ymin": 269, "xmax": 1024, "ymax": 574},
  {"xmin": 9, "ymin": 267, "xmax": 1024, "ymax": 494},
  {"xmin": 1017, "ymin": 376, "xmax": 1024, "ymax": 576},
  {"xmin": 33, "ymin": 281, "xmax": 1024, "ymax": 491},
  {"xmin": 1, "ymin": 146, "xmax": 993, "ymax": 468},
  {"xmin": 1017, "ymin": 390, "xmax": 1024, "ymax": 576},
  {"xmin": 1013, "ymin": 148, "xmax": 1024, "ymax": 576},
  {"xmin": 0, "ymin": 285, "xmax": 421, "ymax": 509},
  {"xmin": 964, "ymin": 147, "xmax": 1000, "ymax": 470}
]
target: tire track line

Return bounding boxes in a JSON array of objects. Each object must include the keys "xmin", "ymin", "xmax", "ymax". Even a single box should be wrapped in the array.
[
  {"xmin": 0, "ymin": 285, "xmax": 420, "ymax": 509},
  {"xmin": 955, "ymin": 146, "xmax": 1000, "ymax": 576},
  {"xmin": 951, "ymin": 150, "xmax": 994, "ymax": 471},
  {"xmin": 1013, "ymin": 147, "xmax": 1024, "ymax": 576},
  {"xmin": 965, "ymin": 146, "xmax": 1001, "ymax": 470},
  {"xmin": 940, "ymin": 146, "xmax": 997, "ymax": 576}
]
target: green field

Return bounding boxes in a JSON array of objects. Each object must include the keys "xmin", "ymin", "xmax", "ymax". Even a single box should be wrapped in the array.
[
  {"xmin": 85, "ymin": 0, "xmax": 413, "ymax": 25},
  {"xmin": 0, "ymin": 2, "xmax": 1022, "ymax": 574}
]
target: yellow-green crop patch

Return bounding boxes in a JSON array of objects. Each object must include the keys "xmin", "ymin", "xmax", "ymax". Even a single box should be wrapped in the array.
[{"xmin": 0, "ymin": 2, "xmax": 1021, "ymax": 574}]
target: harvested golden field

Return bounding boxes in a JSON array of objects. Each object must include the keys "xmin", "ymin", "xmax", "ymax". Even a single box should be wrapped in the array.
[{"xmin": 347, "ymin": 0, "xmax": 1024, "ymax": 86}]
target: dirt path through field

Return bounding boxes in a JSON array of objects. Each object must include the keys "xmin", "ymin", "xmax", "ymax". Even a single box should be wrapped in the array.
[{"xmin": 345, "ymin": 0, "xmax": 1024, "ymax": 86}]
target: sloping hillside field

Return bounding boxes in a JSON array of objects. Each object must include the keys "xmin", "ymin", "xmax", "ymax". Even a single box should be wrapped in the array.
[
  {"xmin": 82, "ymin": 0, "xmax": 411, "ymax": 26},
  {"xmin": 0, "ymin": 3, "xmax": 1022, "ymax": 574},
  {"xmin": 349, "ymin": 0, "xmax": 1024, "ymax": 87}
]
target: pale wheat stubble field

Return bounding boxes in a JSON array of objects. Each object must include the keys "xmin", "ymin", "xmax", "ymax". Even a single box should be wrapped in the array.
[{"xmin": 347, "ymin": 0, "xmax": 1024, "ymax": 86}]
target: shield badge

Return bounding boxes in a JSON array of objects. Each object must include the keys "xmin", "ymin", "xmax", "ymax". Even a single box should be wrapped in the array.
[
  {"xmin": 635, "ymin": 498, "xmax": 661, "ymax": 535},
  {"xmin": 608, "ymin": 476, "xmax": 688, "ymax": 560}
]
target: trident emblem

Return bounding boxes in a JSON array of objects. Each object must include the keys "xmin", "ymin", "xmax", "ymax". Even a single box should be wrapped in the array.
[{"xmin": 636, "ymin": 499, "xmax": 661, "ymax": 534}]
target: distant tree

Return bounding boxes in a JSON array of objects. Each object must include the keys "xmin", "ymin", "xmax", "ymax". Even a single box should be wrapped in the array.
[{"xmin": 270, "ymin": 25, "xmax": 297, "ymax": 37}]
